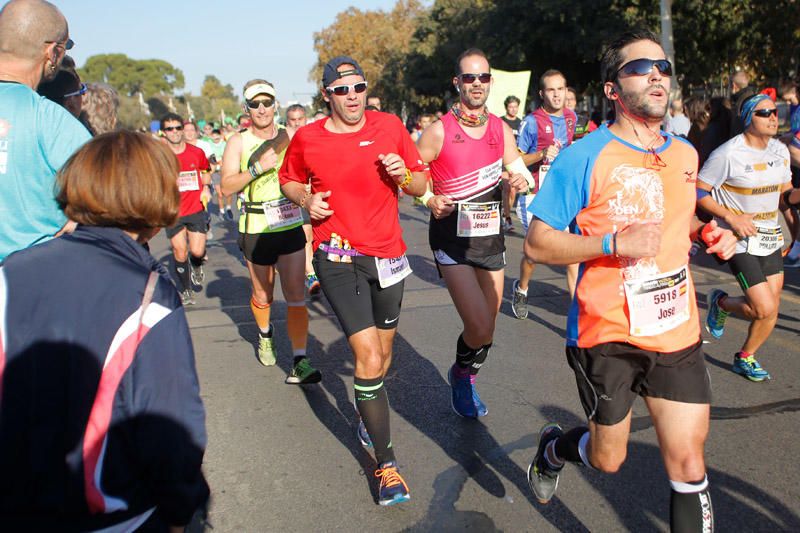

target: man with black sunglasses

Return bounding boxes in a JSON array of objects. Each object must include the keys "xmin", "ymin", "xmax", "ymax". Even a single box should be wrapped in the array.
[
  {"xmin": 416, "ymin": 48, "xmax": 531, "ymax": 420},
  {"xmin": 280, "ymin": 55, "xmax": 428, "ymax": 506},
  {"xmin": 220, "ymin": 79, "xmax": 320, "ymax": 386},
  {"xmin": 524, "ymin": 29, "xmax": 736, "ymax": 532},
  {"xmin": 0, "ymin": 0, "xmax": 90, "ymax": 261},
  {"xmin": 161, "ymin": 112, "xmax": 212, "ymax": 306}
]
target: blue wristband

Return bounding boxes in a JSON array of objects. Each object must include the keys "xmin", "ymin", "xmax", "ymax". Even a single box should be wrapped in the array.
[
  {"xmin": 602, "ymin": 233, "xmax": 613, "ymax": 255},
  {"xmin": 696, "ymin": 189, "xmax": 711, "ymax": 200}
]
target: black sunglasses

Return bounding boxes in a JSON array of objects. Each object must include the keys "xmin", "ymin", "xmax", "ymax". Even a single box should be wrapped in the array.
[
  {"xmin": 326, "ymin": 82, "xmax": 368, "ymax": 96},
  {"xmin": 45, "ymin": 38, "xmax": 74, "ymax": 51},
  {"xmin": 246, "ymin": 99, "xmax": 274, "ymax": 109},
  {"xmin": 615, "ymin": 58, "xmax": 672, "ymax": 79},
  {"xmin": 753, "ymin": 108, "xmax": 778, "ymax": 118},
  {"xmin": 163, "ymin": 125, "xmax": 183, "ymax": 132},
  {"xmin": 459, "ymin": 72, "xmax": 492, "ymax": 84}
]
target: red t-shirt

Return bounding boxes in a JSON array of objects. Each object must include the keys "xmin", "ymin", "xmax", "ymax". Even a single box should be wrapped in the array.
[
  {"xmin": 174, "ymin": 143, "xmax": 210, "ymax": 217},
  {"xmin": 279, "ymin": 111, "xmax": 426, "ymax": 258}
]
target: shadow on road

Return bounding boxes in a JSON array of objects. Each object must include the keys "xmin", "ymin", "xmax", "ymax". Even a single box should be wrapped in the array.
[{"xmin": 535, "ymin": 404, "xmax": 800, "ymax": 531}]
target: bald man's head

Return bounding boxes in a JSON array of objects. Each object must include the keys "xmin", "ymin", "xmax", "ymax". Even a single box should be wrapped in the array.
[{"xmin": 0, "ymin": 0, "xmax": 68, "ymax": 62}]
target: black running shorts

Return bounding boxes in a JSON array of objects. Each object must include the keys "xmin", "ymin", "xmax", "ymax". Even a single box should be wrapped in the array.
[
  {"xmin": 728, "ymin": 249, "xmax": 783, "ymax": 291},
  {"xmin": 312, "ymin": 249, "xmax": 405, "ymax": 338},
  {"xmin": 432, "ymin": 248, "xmax": 506, "ymax": 273},
  {"xmin": 238, "ymin": 226, "xmax": 305, "ymax": 266},
  {"xmin": 566, "ymin": 340, "xmax": 711, "ymax": 426},
  {"xmin": 165, "ymin": 210, "xmax": 208, "ymax": 239}
]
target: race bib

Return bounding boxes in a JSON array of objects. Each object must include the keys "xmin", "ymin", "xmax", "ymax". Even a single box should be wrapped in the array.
[
  {"xmin": 457, "ymin": 201, "xmax": 500, "ymax": 237},
  {"xmin": 263, "ymin": 198, "xmax": 303, "ymax": 229},
  {"xmin": 746, "ymin": 225, "xmax": 783, "ymax": 257},
  {"xmin": 376, "ymin": 255, "xmax": 412, "ymax": 288},
  {"xmin": 177, "ymin": 171, "xmax": 200, "ymax": 192},
  {"xmin": 624, "ymin": 264, "xmax": 690, "ymax": 337}
]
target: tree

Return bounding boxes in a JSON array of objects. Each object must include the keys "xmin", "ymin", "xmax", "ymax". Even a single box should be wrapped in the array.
[
  {"xmin": 79, "ymin": 54, "xmax": 185, "ymax": 97},
  {"xmin": 201, "ymin": 75, "xmax": 236, "ymax": 100},
  {"xmin": 310, "ymin": 0, "xmax": 426, "ymax": 112}
]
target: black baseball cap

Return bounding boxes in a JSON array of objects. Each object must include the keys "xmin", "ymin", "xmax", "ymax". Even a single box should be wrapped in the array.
[{"xmin": 322, "ymin": 56, "xmax": 365, "ymax": 87}]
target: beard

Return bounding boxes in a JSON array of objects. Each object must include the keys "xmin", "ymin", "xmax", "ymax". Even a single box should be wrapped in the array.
[
  {"xmin": 620, "ymin": 85, "xmax": 668, "ymax": 120},
  {"xmin": 461, "ymin": 86, "xmax": 489, "ymax": 109}
]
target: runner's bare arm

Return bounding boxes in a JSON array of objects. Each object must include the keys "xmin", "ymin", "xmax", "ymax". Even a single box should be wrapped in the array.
[
  {"xmin": 501, "ymin": 122, "xmax": 531, "ymax": 193},
  {"xmin": 415, "ymin": 119, "xmax": 455, "ymax": 217},
  {"xmin": 378, "ymin": 152, "xmax": 427, "ymax": 196},
  {"xmin": 696, "ymin": 180, "xmax": 756, "ymax": 237},
  {"xmin": 778, "ymin": 182, "xmax": 800, "ymax": 243},
  {"xmin": 416, "ymin": 120, "xmax": 443, "ymax": 164},
  {"xmin": 281, "ymin": 181, "xmax": 334, "ymax": 221},
  {"xmin": 521, "ymin": 148, "xmax": 546, "ymax": 167},
  {"xmin": 525, "ymin": 218, "xmax": 662, "ymax": 265},
  {"xmin": 219, "ymin": 133, "xmax": 249, "ymax": 197}
]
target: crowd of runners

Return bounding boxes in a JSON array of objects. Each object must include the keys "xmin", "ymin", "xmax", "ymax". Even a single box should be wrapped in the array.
[{"xmin": 2, "ymin": 0, "xmax": 800, "ymax": 531}]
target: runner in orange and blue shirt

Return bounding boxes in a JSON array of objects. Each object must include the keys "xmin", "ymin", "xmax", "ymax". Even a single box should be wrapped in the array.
[{"xmin": 522, "ymin": 30, "xmax": 736, "ymax": 532}]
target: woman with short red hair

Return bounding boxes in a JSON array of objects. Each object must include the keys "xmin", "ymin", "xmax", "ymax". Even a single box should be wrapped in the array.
[{"xmin": 0, "ymin": 131, "xmax": 209, "ymax": 531}]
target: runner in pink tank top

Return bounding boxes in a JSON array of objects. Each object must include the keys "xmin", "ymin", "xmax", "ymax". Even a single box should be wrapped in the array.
[{"xmin": 417, "ymin": 48, "xmax": 533, "ymax": 419}]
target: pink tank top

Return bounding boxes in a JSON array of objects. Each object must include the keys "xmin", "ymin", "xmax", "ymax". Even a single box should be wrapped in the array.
[{"xmin": 430, "ymin": 112, "xmax": 505, "ymax": 201}]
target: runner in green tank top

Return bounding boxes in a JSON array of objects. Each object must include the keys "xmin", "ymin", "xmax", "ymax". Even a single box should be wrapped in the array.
[{"xmin": 220, "ymin": 79, "xmax": 320, "ymax": 384}]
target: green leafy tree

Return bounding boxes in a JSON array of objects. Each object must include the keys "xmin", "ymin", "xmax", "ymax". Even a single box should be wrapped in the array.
[
  {"xmin": 79, "ymin": 54, "xmax": 185, "ymax": 97},
  {"xmin": 201, "ymin": 75, "xmax": 236, "ymax": 100},
  {"xmin": 310, "ymin": 0, "xmax": 426, "ymax": 112}
]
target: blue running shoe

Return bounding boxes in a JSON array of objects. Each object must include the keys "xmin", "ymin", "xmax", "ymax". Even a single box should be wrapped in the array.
[
  {"xmin": 375, "ymin": 461, "xmax": 411, "ymax": 506},
  {"xmin": 357, "ymin": 418, "xmax": 373, "ymax": 448},
  {"xmin": 305, "ymin": 273, "xmax": 321, "ymax": 296},
  {"xmin": 732, "ymin": 353, "xmax": 771, "ymax": 382},
  {"xmin": 448, "ymin": 365, "xmax": 477, "ymax": 418},
  {"xmin": 470, "ymin": 376, "xmax": 488, "ymax": 417},
  {"xmin": 705, "ymin": 289, "xmax": 729, "ymax": 339}
]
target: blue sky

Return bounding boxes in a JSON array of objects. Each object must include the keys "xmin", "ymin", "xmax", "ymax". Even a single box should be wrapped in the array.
[{"xmin": 55, "ymin": 0, "xmax": 404, "ymax": 105}]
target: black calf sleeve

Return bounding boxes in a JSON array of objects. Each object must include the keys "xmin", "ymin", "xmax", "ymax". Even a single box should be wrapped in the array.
[
  {"xmin": 470, "ymin": 342, "xmax": 492, "ymax": 375},
  {"xmin": 670, "ymin": 477, "xmax": 714, "ymax": 533},
  {"xmin": 355, "ymin": 376, "xmax": 395, "ymax": 466},
  {"xmin": 174, "ymin": 259, "xmax": 191, "ymax": 292},
  {"xmin": 189, "ymin": 254, "xmax": 204, "ymax": 268},
  {"xmin": 455, "ymin": 334, "xmax": 479, "ymax": 369}
]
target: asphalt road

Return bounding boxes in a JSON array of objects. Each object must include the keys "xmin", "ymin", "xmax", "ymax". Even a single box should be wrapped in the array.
[{"xmin": 152, "ymin": 199, "xmax": 800, "ymax": 532}]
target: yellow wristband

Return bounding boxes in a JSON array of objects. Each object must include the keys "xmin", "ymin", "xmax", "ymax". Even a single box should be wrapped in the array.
[
  {"xmin": 399, "ymin": 168, "xmax": 413, "ymax": 189},
  {"xmin": 418, "ymin": 190, "xmax": 434, "ymax": 208}
]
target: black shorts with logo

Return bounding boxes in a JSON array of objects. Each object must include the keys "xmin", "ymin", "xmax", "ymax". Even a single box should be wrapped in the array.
[
  {"xmin": 238, "ymin": 226, "xmax": 305, "ymax": 266},
  {"xmin": 566, "ymin": 340, "xmax": 711, "ymax": 426},
  {"xmin": 165, "ymin": 210, "xmax": 209, "ymax": 239},
  {"xmin": 312, "ymin": 249, "xmax": 404, "ymax": 338},
  {"xmin": 728, "ymin": 249, "xmax": 783, "ymax": 291}
]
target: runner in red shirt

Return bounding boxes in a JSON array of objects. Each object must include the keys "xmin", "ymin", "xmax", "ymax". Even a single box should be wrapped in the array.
[
  {"xmin": 161, "ymin": 113, "xmax": 211, "ymax": 305},
  {"xmin": 280, "ymin": 56, "xmax": 427, "ymax": 507}
]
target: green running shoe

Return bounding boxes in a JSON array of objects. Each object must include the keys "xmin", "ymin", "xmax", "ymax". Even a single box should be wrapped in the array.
[
  {"xmin": 257, "ymin": 331, "xmax": 276, "ymax": 366},
  {"xmin": 285, "ymin": 356, "xmax": 321, "ymax": 384}
]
